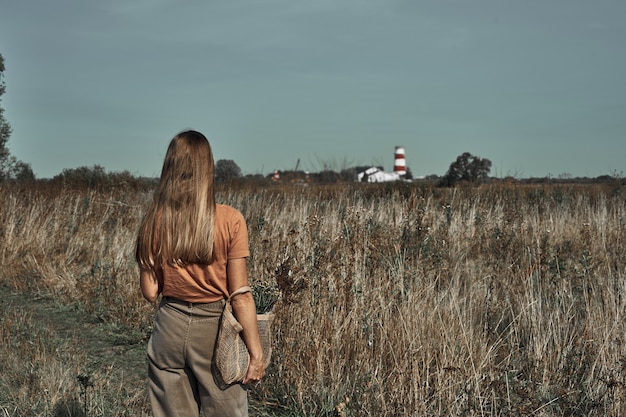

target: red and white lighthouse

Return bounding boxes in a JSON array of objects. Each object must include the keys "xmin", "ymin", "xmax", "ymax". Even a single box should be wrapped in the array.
[{"xmin": 393, "ymin": 146, "xmax": 406, "ymax": 176}]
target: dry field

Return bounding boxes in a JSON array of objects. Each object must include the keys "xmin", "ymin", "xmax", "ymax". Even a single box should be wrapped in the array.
[{"xmin": 0, "ymin": 181, "xmax": 625, "ymax": 416}]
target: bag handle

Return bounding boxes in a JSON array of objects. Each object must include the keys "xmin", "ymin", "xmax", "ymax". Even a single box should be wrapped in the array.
[{"xmin": 228, "ymin": 286, "xmax": 252, "ymax": 302}]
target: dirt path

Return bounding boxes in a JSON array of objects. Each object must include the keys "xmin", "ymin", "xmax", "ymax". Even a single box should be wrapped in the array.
[{"xmin": 0, "ymin": 281, "xmax": 147, "ymax": 390}]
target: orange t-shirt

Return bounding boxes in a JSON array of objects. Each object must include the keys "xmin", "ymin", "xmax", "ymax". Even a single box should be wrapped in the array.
[{"xmin": 158, "ymin": 204, "xmax": 250, "ymax": 303}]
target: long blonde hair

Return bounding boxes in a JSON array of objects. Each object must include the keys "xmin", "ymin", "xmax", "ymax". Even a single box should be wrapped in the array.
[{"xmin": 136, "ymin": 130, "xmax": 216, "ymax": 268}]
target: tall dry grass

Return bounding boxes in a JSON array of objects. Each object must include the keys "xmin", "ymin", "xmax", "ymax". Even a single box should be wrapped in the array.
[{"xmin": 0, "ymin": 181, "xmax": 625, "ymax": 415}]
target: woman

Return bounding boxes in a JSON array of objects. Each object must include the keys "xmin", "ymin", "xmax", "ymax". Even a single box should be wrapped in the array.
[{"xmin": 135, "ymin": 130, "xmax": 265, "ymax": 417}]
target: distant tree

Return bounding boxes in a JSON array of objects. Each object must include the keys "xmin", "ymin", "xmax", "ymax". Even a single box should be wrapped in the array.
[
  {"xmin": 10, "ymin": 159, "xmax": 35, "ymax": 181},
  {"xmin": 424, "ymin": 174, "xmax": 441, "ymax": 182},
  {"xmin": 54, "ymin": 165, "xmax": 108, "ymax": 187},
  {"xmin": 0, "ymin": 53, "xmax": 34, "ymax": 181},
  {"xmin": 215, "ymin": 159, "xmax": 242, "ymax": 182},
  {"xmin": 314, "ymin": 170, "xmax": 339, "ymax": 184},
  {"xmin": 339, "ymin": 167, "xmax": 357, "ymax": 182},
  {"xmin": 0, "ymin": 53, "xmax": 13, "ymax": 178},
  {"xmin": 245, "ymin": 173, "xmax": 268, "ymax": 183},
  {"xmin": 52, "ymin": 164, "xmax": 149, "ymax": 189},
  {"xmin": 440, "ymin": 152, "xmax": 492, "ymax": 187}
]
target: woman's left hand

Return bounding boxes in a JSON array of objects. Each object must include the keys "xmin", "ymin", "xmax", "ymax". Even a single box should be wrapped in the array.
[{"xmin": 243, "ymin": 356, "xmax": 266, "ymax": 385}]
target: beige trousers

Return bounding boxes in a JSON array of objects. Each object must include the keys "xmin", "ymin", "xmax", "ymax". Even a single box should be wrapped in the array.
[{"xmin": 147, "ymin": 298, "xmax": 248, "ymax": 417}]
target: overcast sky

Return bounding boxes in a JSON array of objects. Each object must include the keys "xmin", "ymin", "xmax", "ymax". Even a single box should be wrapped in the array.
[{"xmin": 1, "ymin": 0, "xmax": 624, "ymax": 179}]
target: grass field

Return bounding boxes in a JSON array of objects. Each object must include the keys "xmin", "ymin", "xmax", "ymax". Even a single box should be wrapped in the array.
[{"xmin": 0, "ymin": 180, "xmax": 625, "ymax": 416}]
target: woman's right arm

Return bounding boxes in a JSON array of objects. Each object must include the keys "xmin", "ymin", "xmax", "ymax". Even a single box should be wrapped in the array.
[{"xmin": 140, "ymin": 267, "xmax": 161, "ymax": 303}]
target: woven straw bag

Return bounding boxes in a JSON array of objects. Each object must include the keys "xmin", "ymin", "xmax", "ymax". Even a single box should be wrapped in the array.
[{"xmin": 214, "ymin": 286, "xmax": 274, "ymax": 385}]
